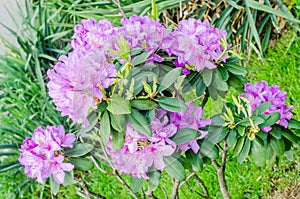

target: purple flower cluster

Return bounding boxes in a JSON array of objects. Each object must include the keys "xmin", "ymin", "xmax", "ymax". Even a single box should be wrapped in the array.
[
  {"xmin": 107, "ymin": 103, "xmax": 210, "ymax": 178},
  {"xmin": 120, "ymin": 15, "xmax": 172, "ymax": 63},
  {"xmin": 107, "ymin": 117, "xmax": 176, "ymax": 179},
  {"xmin": 72, "ymin": 18, "xmax": 119, "ymax": 53},
  {"xmin": 19, "ymin": 126, "xmax": 76, "ymax": 184},
  {"xmin": 169, "ymin": 102, "xmax": 211, "ymax": 153},
  {"xmin": 241, "ymin": 81, "xmax": 293, "ymax": 132},
  {"xmin": 169, "ymin": 18, "xmax": 227, "ymax": 74}
]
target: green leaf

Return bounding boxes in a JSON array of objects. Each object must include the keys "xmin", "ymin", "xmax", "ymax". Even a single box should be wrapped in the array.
[
  {"xmin": 186, "ymin": 150, "xmax": 203, "ymax": 172},
  {"xmin": 237, "ymin": 138, "xmax": 251, "ymax": 163},
  {"xmin": 225, "ymin": 63, "xmax": 247, "ymax": 75},
  {"xmin": 131, "ymin": 177, "xmax": 144, "ymax": 193},
  {"xmin": 270, "ymin": 137, "xmax": 285, "ymax": 156},
  {"xmin": 79, "ymin": 111, "xmax": 98, "ymax": 135},
  {"xmin": 210, "ymin": 114, "xmax": 225, "ymax": 126},
  {"xmin": 199, "ymin": 141, "xmax": 219, "ymax": 159},
  {"xmin": 171, "ymin": 128, "xmax": 200, "ymax": 145},
  {"xmin": 69, "ymin": 157, "xmax": 94, "ymax": 171},
  {"xmin": 158, "ymin": 67, "xmax": 182, "ymax": 92},
  {"xmin": 234, "ymin": 136, "xmax": 245, "ymax": 156},
  {"xmin": 148, "ymin": 170, "xmax": 161, "ymax": 191},
  {"xmin": 252, "ymin": 102, "xmax": 271, "ymax": 116},
  {"xmin": 270, "ymin": 126, "xmax": 282, "ymax": 139},
  {"xmin": 130, "ymin": 99, "xmax": 157, "ymax": 110},
  {"xmin": 250, "ymin": 138, "xmax": 266, "ymax": 166},
  {"xmin": 284, "ymin": 150, "xmax": 294, "ymax": 161},
  {"xmin": 288, "ymin": 119, "xmax": 300, "ymax": 130},
  {"xmin": 158, "ymin": 96, "xmax": 188, "ymax": 112},
  {"xmin": 64, "ymin": 143, "xmax": 94, "ymax": 157},
  {"xmin": 206, "ymin": 128, "xmax": 228, "ymax": 144},
  {"xmin": 246, "ymin": 0, "xmax": 300, "ymax": 23},
  {"xmin": 131, "ymin": 51, "xmax": 152, "ymax": 66},
  {"xmin": 266, "ymin": 142, "xmax": 275, "ymax": 161},
  {"xmin": 259, "ymin": 112, "xmax": 280, "ymax": 128},
  {"xmin": 196, "ymin": 77, "xmax": 206, "ymax": 97},
  {"xmin": 217, "ymin": 67, "xmax": 229, "ymax": 81},
  {"xmin": 164, "ymin": 156, "xmax": 186, "ymax": 181},
  {"xmin": 100, "ymin": 111, "xmax": 111, "ymax": 145},
  {"xmin": 107, "ymin": 94, "xmax": 131, "ymax": 115},
  {"xmin": 97, "ymin": 101, "xmax": 108, "ymax": 113},
  {"xmin": 282, "ymin": 129, "xmax": 299, "ymax": 144},
  {"xmin": 226, "ymin": 129, "xmax": 237, "ymax": 148},
  {"xmin": 127, "ymin": 109, "xmax": 152, "ymax": 136},
  {"xmin": 63, "ymin": 171, "xmax": 74, "ymax": 186},
  {"xmin": 110, "ymin": 113, "xmax": 126, "ymax": 132},
  {"xmin": 237, "ymin": 126, "xmax": 246, "ymax": 136},
  {"xmin": 50, "ymin": 176, "xmax": 60, "ymax": 195},
  {"xmin": 111, "ymin": 130, "xmax": 125, "ymax": 152},
  {"xmin": 245, "ymin": 1, "xmax": 263, "ymax": 55},
  {"xmin": 201, "ymin": 68, "xmax": 213, "ymax": 86},
  {"xmin": 212, "ymin": 71, "xmax": 228, "ymax": 91}
]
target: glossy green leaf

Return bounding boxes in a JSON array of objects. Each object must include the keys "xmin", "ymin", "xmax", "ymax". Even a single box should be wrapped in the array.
[
  {"xmin": 270, "ymin": 137, "xmax": 285, "ymax": 156},
  {"xmin": 171, "ymin": 128, "xmax": 200, "ymax": 145},
  {"xmin": 237, "ymin": 138, "xmax": 251, "ymax": 163},
  {"xmin": 206, "ymin": 128, "xmax": 228, "ymax": 145},
  {"xmin": 288, "ymin": 119, "xmax": 300, "ymax": 130},
  {"xmin": 131, "ymin": 177, "xmax": 144, "ymax": 193},
  {"xmin": 130, "ymin": 99, "xmax": 157, "ymax": 110},
  {"xmin": 110, "ymin": 113, "xmax": 126, "ymax": 132},
  {"xmin": 158, "ymin": 67, "xmax": 182, "ymax": 92},
  {"xmin": 100, "ymin": 111, "xmax": 111, "ymax": 145},
  {"xmin": 186, "ymin": 150, "xmax": 203, "ymax": 172},
  {"xmin": 158, "ymin": 96, "xmax": 188, "ymax": 112},
  {"xmin": 250, "ymin": 138, "xmax": 266, "ymax": 166},
  {"xmin": 284, "ymin": 150, "xmax": 294, "ymax": 161},
  {"xmin": 282, "ymin": 129, "xmax": 299, "ymax": 144},
  {"xmin": 148, "ymin": 170, "xmax": 161, "ymax": 191},
  {"xmin": 79, "ymin": 111, "xmax": 98, "ymax": 135},
  {"xmin": 164, "ymin": 156, "xmax": 186, "ymax": 181},
  {"xmin": 201, "ymin": 69, "xmax": 213, "ymax": 86},
  {"xmin": 69, "ymin": 157, "xmax": 94, "ymax": 171},
  {"xmin": 50, "ymin": 176, "xmax": 60, "ymax": 195},
  {"xmin": 127, "ymin": 109, "xmax": 152, "ymax": 137},
  {"xmin": 131, "ymin": 51, "xmax": 152, "ymax": 66},
  {"xmin": 111, "ymin": 130, "xmax": 125, "ymax": 152},
  {"xmin": 212, "ymin": 71, "xmax": 228, "ymax": 91},
  {"xmin": 270, "ymin": 126, "xmax": 282, "ymax": 139},
  {"xmin": 199, "ymin": 141, "xmax": 219, "ymax": 159},
  {"xmin": 252, "ymin": 102, "xmax": 271, "ymax": 116},
  {"xmin": 217, "ymin": 67, "xmax": 229, "ymax": 81},
  {"xmin": 65, "ymin": 143, "xmax": 93, "ymax": 157},
  {"xmin": 63, "ymin": 171, "xmax": 74, "ymax": 186},
  {"xmin": 107, "ymin": 94, "xmax": 131, "ymax": 115},
  {"xmin": 226, "ymin": 129, "xmax": 237, "ymax": 148},
  {"xmin": 259, "ymin": 112, "xmax": 280, "ymax": 128},
  {"xmin": 234, "ymin": 136, "xmax": 245, "ymax": 156},
  {"xmin": 225, "ymin": 63, "xmax": 247, "ymax": 75}
]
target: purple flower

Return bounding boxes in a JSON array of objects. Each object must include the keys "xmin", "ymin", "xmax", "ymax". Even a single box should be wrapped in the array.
[
  {"xmin": 169, "ymin": 18, "xmax": 228, "ymax": 73},
  {"xmin": 72, "ymin": 18, "xmax": 118, "ymax": 53},
  {"xmin": 169, "ymin": 102, "xmax": 211, "ymax": 153},
  {"xmin": 240, "ymin": 81, "xmax": 293, "ymax": 132},
  {"xmin": 19, "ymin": 126, "xmax": 75, "ymax": 184},
  {"xmin": 120, "ymin": 15, "xmax": 173, "ymax": 63},
  {"xmin": 47, "ymin": 49, "xmax": 116, "ymax": 126},
  {"xmin": 107, "ymin": 117, "xmax": 176, "ymax": 179}
]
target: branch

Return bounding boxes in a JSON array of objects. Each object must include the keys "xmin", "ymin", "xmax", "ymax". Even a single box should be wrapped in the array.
[
  {"xmin": 193, "ymin": 174, "xmax": 209, "ymax": 198},
  {"xmin": 145, "ymin": 187, "xmax": 158, "ymax": 199},
  {"xmin": 200, "ymin": 93, "xmax": 209, "ymax": 107},
  {"xmin": 115, "ymin": 171, "xmax": 140, "ymax": 199},
  {"xmin": 170, "ymin": 179, "xmax": 180, "ymax": 199},
  {"xmin": 74, "ymin": 177, "xmax": 107, "ymax": 199},
  {"xmin": 112, "ymin": 0, "xmax": 126, "ymax": 18},
  {"xmin": 212, "ymin": 141, "xmax": 230, "ymax": 199}
]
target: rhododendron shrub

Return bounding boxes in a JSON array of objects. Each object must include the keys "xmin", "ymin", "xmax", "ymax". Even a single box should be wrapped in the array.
[{"xmin": 19, "ymin": 14, "xmax": 300, "ymax": 198}]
